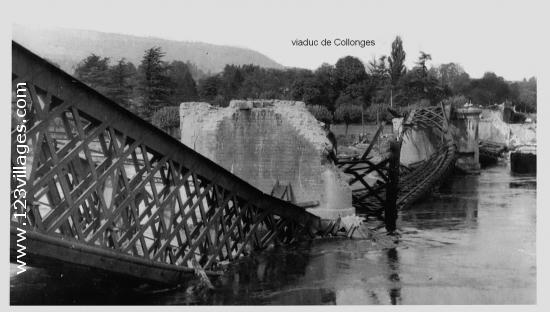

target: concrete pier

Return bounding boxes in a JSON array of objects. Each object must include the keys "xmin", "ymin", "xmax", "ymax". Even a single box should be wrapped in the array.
[
  {"xmin": 393, "ymin": 116, "xmax": 439, "ymax": 166},
  {"xmin": 451, "ymin": 107, "xmax": 482, "ymax": 173},
  {"xmin": 479, "ymin": 106, "xmax": 536, "ymax": 149},
  {"xmin": 179, "ymin": 100, "xmax": 355, "ymax": 219}
]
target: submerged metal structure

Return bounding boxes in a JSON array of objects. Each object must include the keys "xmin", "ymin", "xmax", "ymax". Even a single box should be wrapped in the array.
[
  {"xmin": 336, "ymin": 105, "xmax": 456, "ymax": 217},
  {"xmin": 10, "ymin": 42, "xmax": 324, "ymax": 284}
]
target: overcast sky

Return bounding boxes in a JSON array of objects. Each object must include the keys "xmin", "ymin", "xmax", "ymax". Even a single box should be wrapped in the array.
[{"xmin": 11, "ymin": 0, "xmax": 543, "ymax": 81}]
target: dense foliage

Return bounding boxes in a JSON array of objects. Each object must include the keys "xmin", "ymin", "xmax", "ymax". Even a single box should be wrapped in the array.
[
  {"xmin": 334, "ymin": 104, "xmax": 363, "ymax": 135},
  {"xmin": 307, "ymin": 105, "xmax": 333, "ymax": 125},
  {"xmin": 73, "ymin": 36, "xmax": 537, "ymax": 126},
  {"xmin": 74, "ymin": 47, "xmax": 199, "ymax": 121},
  {"xmin": 151, "ymin": 106, "xmax": 180, "ymax": 130}
]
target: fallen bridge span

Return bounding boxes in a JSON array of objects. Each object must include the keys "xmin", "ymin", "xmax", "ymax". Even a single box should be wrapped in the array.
[
  {"xmin": 10, "ymin": 41, "xmax": 334, "ymax": 284},
  {"xmin": 336, "ymin": 105, "xmax": 456, "ymax": 217}
]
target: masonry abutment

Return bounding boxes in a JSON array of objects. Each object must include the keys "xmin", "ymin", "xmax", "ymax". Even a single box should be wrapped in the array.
[
  {"xmin": 451, "ymin": 107, "xmax": 482, "ymax": 173},
  {"xmin": 180, "ymin": 100, "xmax": 355, "ymax": 220}
]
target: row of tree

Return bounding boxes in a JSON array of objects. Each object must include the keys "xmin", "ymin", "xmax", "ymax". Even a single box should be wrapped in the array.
[
  {"xmin": 74, "ymin": 47, "xmax": 202, "ymax": 120},
  {"xmin": 73, "ymin": 37, "xmax": 536, "ymax": 128}
]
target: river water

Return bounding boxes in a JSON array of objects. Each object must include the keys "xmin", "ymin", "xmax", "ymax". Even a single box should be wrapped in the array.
[{"xmin": 10, "ymin": 162, "xmax": 536, "ymax": 305}]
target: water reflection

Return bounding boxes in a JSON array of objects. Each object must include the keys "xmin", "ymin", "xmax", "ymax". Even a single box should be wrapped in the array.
[
  {"xmin": 508, "ymin": 172, "xmax": 536, "ymax": 189},
  {"xmin": 11, "ymin": 163, "xmax": 536, "ymax": 305},
  {"xmin": 400, "ymin": 173, "xmax": 479, "ymax": 230},
  {"xmin": 387, "ymin": 248, "xmax": 401, "ymax": 305}
]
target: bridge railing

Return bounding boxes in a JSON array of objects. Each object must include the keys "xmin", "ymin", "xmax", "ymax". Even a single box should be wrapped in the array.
[{"xmin": 10, "ymin": 41, "xmax": 320, "ymax": 278}]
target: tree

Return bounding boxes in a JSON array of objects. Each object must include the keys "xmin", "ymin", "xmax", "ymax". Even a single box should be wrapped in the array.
[
  {"xmin": 397, "ymin": 68, "xmax": 446, "ymax": 106},
  {"xmin": 313, "ymin": 63, "xmax": 339, "ymax": 110},
  {"xmin": 167, "ymin": 60, "xmax": 198, "ymax": 104},
  {"xmin": 416, "ymin": 51, "xmax": 432, "ymax": 74},
  {"xmin": 334, "ymin": 103, "xmax": 362, "ymax": 136},
  {"xmin": 152, "ymin": 106, "xmax": 180, "ymax": 129},
  {"xmin": 466, "ymin": 72, "xmax": 511, "ymax": 106},
  {"xmin": 137, "ymin": 47, "xmax": 171, "ymax": 119},
  {"xmin": 220, "ymin": 65, "xmax": 244, "ymax": 101},
  {"xmin": 433, "ymin": 63, "xmax": 470, "ymax": 95},
  {"xmin": 192, "ymin": 65, "xmax": 312, "ymax": 106},
  {"xmin": 395, "ymin": 51, "xmax": 447, "ymax": 106},
  {"xmin": 291, "ymin": 77, "xmax": 322, "ymax": 104},
  {"xmin": 198, "ymin": 76, "xmax": 222, "ymax": 102},
  {"xmin": 74, "ymin": 54, "xmax": 111, "ymax": 93},
  {"xmin": 368, "ymin": 56, "xmax": 391, "ymax": 105},
  {"xmin": 442, "ymin": 95, "xmax": 469, "ymax": 110},
  {"xmin": 335, "ymin": 56, "xmax": 367, "ymax": 89},
  {"xmin": 388, "ymin": 36, "xmax": 406, "ymax": 87},
  {"xmin": 106, "ymin": 58, "xmax": 137, "ymax": 109},
  {"xmin": 307, "ymin": 105, "xmax": 333, "ymax": 125},
  {"xmin": 516, "ymin": 77, "xmax": 537, "ymax": 112},
  {"xmin": 334, "ymin": 94, "xmax": 364, "ymax": 134},
  {"xmin": 236, "ymin": 65, "xmax": 264, "ymax": 99},
  {"xmin": 151, "ymin": 106, "xmax": 180, "ymax": 137}
]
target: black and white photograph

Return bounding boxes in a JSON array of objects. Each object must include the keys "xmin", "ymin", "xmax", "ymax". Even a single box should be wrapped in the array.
[{"xmin": 3, "ymin": 0, "xmax": 546, "ymax": 307}]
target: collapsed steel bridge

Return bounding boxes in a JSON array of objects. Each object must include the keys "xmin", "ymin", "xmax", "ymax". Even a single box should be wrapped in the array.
[
  {"xmin": 336, "ymin": 105, "xmax": 456, "ymax": 216},
  {"xmin": 10, "ymin": 42, "xmax": 330, "ymax": 284},
  {"xmin": 10, "ymin": 41, "xmax": 456, "ymax": 284}
]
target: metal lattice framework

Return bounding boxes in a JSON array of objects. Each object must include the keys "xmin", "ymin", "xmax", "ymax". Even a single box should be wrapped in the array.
[
  {"xmin": 397, "ymin": 104, "xmax": 456, "ymax": 208},
  {"xmin": 336, "ymin": 125, "xmax": 392, "ymax": 214},
  {"xmin": 402, "ymin": 105, "xmax": 449, "ymax": 137},
  {"xmin": 337, "ymin": 104, "xmax": 456, "ymax": 216},
  {"xmin": 10, "ymin": 42, "xmax": 322, "ymax": 284}
]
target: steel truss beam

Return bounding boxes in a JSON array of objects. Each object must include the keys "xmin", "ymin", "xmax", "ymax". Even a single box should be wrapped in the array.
[{"xmin": 10, "ymin": 42, "xmax": 322, "ymax": 284}]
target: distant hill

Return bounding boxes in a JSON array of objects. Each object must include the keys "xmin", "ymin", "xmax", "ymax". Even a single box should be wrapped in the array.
[{"xmin": 12, "ymin": 25, "xmax": 284, "ymax": 76}]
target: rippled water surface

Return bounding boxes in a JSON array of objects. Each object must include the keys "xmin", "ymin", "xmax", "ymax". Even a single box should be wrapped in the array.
[{"xmin": 10, "ymin": 163, "xmax": 536, "ymax": 305}]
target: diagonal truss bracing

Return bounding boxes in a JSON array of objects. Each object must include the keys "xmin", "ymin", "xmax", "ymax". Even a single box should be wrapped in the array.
[
  {"xmin": 337, "ymin": 104, "xmax": 456, "ymax": 216},
  {"xmin": 10, "ymin": 42, "xmax": 321, "ymax": 283}
]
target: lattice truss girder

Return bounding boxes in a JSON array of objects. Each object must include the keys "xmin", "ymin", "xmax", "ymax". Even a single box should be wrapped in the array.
[
  {"xmin": 338, "ymin": 158, "xmax": 391, "ymax": 210},
  {"xmin": 336, "ymin": 103, "xmax": 453, "ymax": 214},
  {"xmin": 404, "ymin": 105, "xmax": 449, "ymax": 137},
  {"xmin": 11, "ymin": 45, "xmax": 318, "ymax": 272}
]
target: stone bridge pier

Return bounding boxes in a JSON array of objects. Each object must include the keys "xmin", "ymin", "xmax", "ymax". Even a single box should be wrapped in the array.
[
  {"xmin": 392, "ymin": 117, "xmax": 439, "ymax": 166},
  {"xmin": 179, "ymin": 100, "xmax": 355, "ymax": 220},
  {"xmin": 394, "ymin": 105, "xmax": 482, "ymax": 174},
  {"xmin": 451, "ymin": 107, "xmax": 482, "ymax": 173}
]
